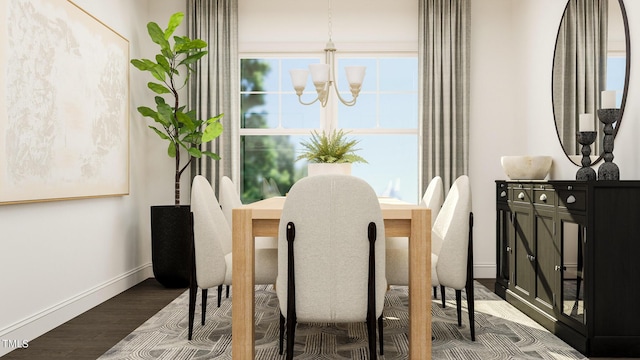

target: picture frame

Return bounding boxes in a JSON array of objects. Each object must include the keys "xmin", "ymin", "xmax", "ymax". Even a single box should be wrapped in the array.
[{"xmin": 0, "ymin": 0, "xmax": 129, "ymax": 205}]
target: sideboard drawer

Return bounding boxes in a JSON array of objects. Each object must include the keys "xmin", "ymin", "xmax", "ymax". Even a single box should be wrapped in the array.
[
  {"xmin": 496, "ymin": 182, "xmax": 508, "ymax": 203},
  {"xmin": 557, "ymin": 189, "xmax": 586, "ymax": 211},
  {"xmin": 533, "ymin": 186, "xmax": 555, "ymax": 206}
]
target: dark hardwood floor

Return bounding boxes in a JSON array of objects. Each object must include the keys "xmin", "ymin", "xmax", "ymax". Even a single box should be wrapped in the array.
[
  {"xmin": 10, "ymin": 278, "xmax": 589, "ymax": 360},
  {"xmin": 2, "ymin": 279, "xmax": 185, "ymax": 360}
]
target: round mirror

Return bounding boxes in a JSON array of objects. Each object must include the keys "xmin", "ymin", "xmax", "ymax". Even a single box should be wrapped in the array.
[{"xmin": 552, "ymin": 0, "xmax": 630, "ymax": 166}]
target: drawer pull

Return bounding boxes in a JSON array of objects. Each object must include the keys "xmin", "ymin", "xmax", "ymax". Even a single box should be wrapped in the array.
[
  {"xmin": 555, "ymin": 265, "xmax": 562, "ymax": 271},
  {"xmin": 518, "ymin": 192, "xmax": 525, "ymax": 200},
  {"xmin": 500, "ymin": 191, "xmax": 507, "ymax": 198},
  {"xmin": 506, "ymin": 246, "xmax": 512, "ymax": 253},
  {"xmin": 566, "ymin": 195, "xmax": 576, "ymax": 204},
  {"xmin": 527, "ymin": 254, "xmax": 536, "ymax": 262},
  {"xmin": 539, "ymin": 194, "xmax": 547, "ymax": 202}
]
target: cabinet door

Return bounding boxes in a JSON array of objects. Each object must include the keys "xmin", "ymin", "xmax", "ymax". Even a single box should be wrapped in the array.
[
  {"xmin": 558, "ymin": 211, "xmax": 587, "ymax": 330},
  {"xmin": 496, "ymin": 205, "xmax": 512, "ymax": 293},
  {"xmin": 511, "ymin": 204, "xmax": 534, "ymax": 300},
  {"xmin": 533, "ymin": 208, "xmax": 557, "ymax": 314}
]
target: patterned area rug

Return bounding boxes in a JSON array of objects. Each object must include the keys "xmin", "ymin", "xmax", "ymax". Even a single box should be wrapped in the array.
[{"xmin": 99, "ymin": 282, "xmax": 587, "ymax": 359}]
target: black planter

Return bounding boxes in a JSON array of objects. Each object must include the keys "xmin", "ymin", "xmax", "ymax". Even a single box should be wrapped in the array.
[{"xmin": 150, "ymin": 205, "xmax": 192, "ymax": 288}]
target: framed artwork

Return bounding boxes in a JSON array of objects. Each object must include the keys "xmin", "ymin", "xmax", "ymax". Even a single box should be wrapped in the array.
[{"xmin": 0, "ymin": 0, "xmax": 129, "ymax": 205}]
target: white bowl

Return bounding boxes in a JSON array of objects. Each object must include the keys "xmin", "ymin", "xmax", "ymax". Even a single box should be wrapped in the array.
[{"xmin": 501, "ymin": 156, "xmax": 553, "ymax": 180}]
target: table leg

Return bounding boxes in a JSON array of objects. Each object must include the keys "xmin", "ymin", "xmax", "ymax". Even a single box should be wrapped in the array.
[
  {"xmin": 232, "ymin": 208, "xmax": 256, "ymax": 359},
  {"xmin": 408, "ymin": 208, "xmax": 431, "ymax": 359}
]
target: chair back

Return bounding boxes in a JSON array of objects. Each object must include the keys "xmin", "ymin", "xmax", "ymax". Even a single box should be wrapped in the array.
[
  {"xmin": 219, "ymin": 176, "xmax": 243, "ymax": 227},
  {"xmin": 420, "ymin": 176, "xmax": 444, "ymax": 227},
  {"xmin": 191, "ymin": 175, "xmax": 232, "ymax": 288},
  {"xmin": 433, "ymin": 175, "xmax": 472, "ymax": 290},
  {"xmin": 276, "ymin": 175, "xmax": 386, "ymax": 323}
]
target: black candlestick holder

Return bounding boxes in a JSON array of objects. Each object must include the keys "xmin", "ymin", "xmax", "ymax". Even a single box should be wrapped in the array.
[
  {"xmin": 576, "ymin": 131, "xmax": 597, "ymax": 181},
  {"xmin": 596, "ymin": 108, "xmax": 620, "ymax": 180}
]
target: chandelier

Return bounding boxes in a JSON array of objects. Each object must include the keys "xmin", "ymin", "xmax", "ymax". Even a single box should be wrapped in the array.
[{"xmin": 289, "ymin": 1, "xmax": 366, "ymax": 107}]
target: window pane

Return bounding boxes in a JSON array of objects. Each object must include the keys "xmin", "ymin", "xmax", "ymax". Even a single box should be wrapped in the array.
[
  {"xmin": 351, "ymin": 135, "xmax": 419, "ymax": 204},
  {"xmin": 379, "ymin": 93, "xmax": 418, "ymax": 128},
  {"xmin": 241, "ymin": 94, "xmax": 279, "ymax": 129},
  {"xmin": 241, "ymin": 58, "xmax": 277, "ymax": 92},
  {"xmin": 240, "ymin": 135, "xmax": 305, "ymax": 203},
  {"xmin": 337, "ymin": 94, "xmax": 377, "ymax": 129},
  {"xmin": 282, "ymin": 94, "xmax": 321, "ymax": 129},
  {"xmin": 379, "ymin": 58, "xmax": 418, "ymax": 91}
]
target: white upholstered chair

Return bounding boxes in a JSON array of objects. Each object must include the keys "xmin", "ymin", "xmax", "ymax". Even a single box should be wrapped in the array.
[
  {"xmin": 385, "ymin": 176, "xmax": 444, "ymax": 287},
  {"xmin": 219, "ymin": 176, "xmax": 278, "ymax": 249},
  {"xmin": 188, "ymin": 175, "xmax": 277, "ymax": 340},
  {"xmin": 276, "ymin": 175, "xmax": 387, "ymax": 359},
  {"xmin": 432, "ymin": 175, "xmax": 475, "ymax": 340}
]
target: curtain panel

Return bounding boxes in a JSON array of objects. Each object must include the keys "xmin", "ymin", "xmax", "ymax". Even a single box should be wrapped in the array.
[
  {"xmin": 419, "ymin": 0, "xmax": 470, "ymax": 194},
  {"xmin": 552, "ymin": 0, "xmax": 608, "ymax": 155},
  {"xmin": 187, "ymin": 0, "xmax": 240, "ymax": 193}
]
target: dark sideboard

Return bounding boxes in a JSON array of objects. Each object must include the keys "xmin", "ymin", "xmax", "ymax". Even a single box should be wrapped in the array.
[{"xmin": 495, "ymin": 180, "xmax": 640, "ymax": 357}]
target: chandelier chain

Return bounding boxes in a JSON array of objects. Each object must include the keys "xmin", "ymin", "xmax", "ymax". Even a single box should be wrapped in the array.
[{"xmin": 327, "ymin": 0, "xmax": 333, "ymax": 41}]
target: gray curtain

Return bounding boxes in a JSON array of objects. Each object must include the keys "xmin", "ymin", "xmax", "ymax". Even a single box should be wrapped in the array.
[
  {"xmin": 553, "ymin": 0, "xmax": 608, "ymax": 156},
  {"xmin": 187, "ymin": 0, "xmax": 240, "ymax": 193},
  {"xmin": 419, "ymin": 0, "xmax": 470, "ymax": 193}
]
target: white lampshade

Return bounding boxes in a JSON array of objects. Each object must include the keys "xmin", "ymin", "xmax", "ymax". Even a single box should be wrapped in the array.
[
  {"xmin": 345, "ymin": 66, "xmax": 366, "ymax": 86},
  {"xmin": 309, "ymin": 63, "xmax": 330, "ymax": 84},
  {"xmin": 289, "ymin": 69, "xmax": 309, "ymax": 89}
]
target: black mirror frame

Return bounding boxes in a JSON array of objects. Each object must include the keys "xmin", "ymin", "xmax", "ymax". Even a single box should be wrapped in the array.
[{"xmin": 551, "ymin": 0, "xmax": 631, "ymax": 166}]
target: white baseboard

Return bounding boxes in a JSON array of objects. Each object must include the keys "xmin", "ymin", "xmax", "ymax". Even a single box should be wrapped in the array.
[
  {"xmin": 0, "ymin": 264, "xmax": 153, "ymax": 357},
  {"xmin": 473, "ymin": 263, "xmax": 496, "ymax": 280}
]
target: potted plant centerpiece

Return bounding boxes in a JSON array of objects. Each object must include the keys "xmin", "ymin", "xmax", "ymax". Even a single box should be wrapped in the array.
[
  {"xmin": 131, "ymin": 12, "xmax": 223, "ymax": 287},
  {"xmin": 297, "ymin": 129, "xmax": 367, "ymax": 176}
]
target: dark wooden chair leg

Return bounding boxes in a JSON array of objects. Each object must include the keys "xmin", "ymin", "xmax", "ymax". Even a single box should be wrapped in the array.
[
  {"xmin": 279, "ymin": 312, "xmax": 285, "ymax": 355},
  {"xmin": 201, "ymin": 288, "xmax": 208, "ymax": 325},
  {"xmin": 226, "ymin": 285, "xmax": 230, "ymax": 298},
  {"xmin": 441, "ymin": 285, "xmax": 446, "ymax": 308},
  {"xmin": 466, "ymin": 212, "xmax": 476, "ymax": 341},
  {"xmin": 286, "ymin": 222, "xmax": 297, "ymax": 360},
  {"xmin": 433, "ymin": 286, "xmax": 438, "ymax": 299},
  {"xmin": 188, "ymin": 282, "xmax": 197, "ymax": 340},
  {"xmin": 367, "ymin": 222, "xmax": 378, "ymax": 359},
  {"xmin": 378, "ymin": 315, "xmax": 384, "ymax": 355},
  {"xmin": 455, "ymin": 290, "xmax": 462, "ymax": 326},
  {"xmin": 188, "ymin": 212, "xmax": 197, "ymax": 340},
  {"xmin": 217, "ymin": 285, "xmax": 222, "ymax": 307}
]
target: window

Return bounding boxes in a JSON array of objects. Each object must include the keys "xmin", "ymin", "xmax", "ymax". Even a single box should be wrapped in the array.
[{"xmin": 240, "ymin": 55, "xmax": 418, "ymax": 204}]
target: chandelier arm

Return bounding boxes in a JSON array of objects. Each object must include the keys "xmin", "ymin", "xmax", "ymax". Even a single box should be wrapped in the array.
[
  {"xmin": 296, "ymin": 95, "xmax": 321, "ymax": 106},
  {"xmin": 331, "ymin": 85, "xmax": 359, "ymax": 106}
]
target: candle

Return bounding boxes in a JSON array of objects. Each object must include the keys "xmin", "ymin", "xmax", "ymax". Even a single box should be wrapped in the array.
[
  {"xmin": 601, "ymin": 90, "xmax": 616, "ymax": 109},
  {"xmin": 579, "ymin": 113, "xmax": 594, "ymax": 132}
]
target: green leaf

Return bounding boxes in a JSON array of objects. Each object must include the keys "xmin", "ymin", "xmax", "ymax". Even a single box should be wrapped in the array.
[
  {"xmin": 165, "ymin": 12, "xmax": 184, "ymax": 40},
  {"xmin": 148, "ymin": 82, "xmax": 170, "ymax": 94},
  {"xmin": 167, "ymin": 142, "xmax": 176, "ymax": 157},
  {"xmin": 147, "ymin": 22, "xmax": 170, "ymax": 50},
  {"xmin": 149, "ymin": 126, "xmax": 170, "ymax": 140},
  {"xmin": 187, "ymin": 147, "xmax": 202, "ymax": 158},
  {"xmin": 202, "ymin": 151, "xmax": 221, "ymax": 160},
  {"xmin": 176, "ymin": 111, "xmax": 195, "ymax": 131},
  {"xmin": 202, "ymin": 118, "xmax": 224, "ymax": 143},
  {"xmin": 130, "ymin": 58, "xmax": 156, "ymax": 71},
  {"xmin": 179, "ymin": 51, "xmax": 207, "ymax": 67},
  {"xmin": 155, "ymin": 54, "xmax": 171, "ymax": 73}
]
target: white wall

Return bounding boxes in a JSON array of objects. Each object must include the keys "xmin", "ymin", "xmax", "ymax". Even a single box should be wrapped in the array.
[{"xmin": 0, "ymin": 0, "xmax": 186, "ymax": 355}]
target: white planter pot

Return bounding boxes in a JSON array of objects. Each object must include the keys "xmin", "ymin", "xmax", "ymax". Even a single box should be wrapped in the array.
[{"xmin": 307, "ymin": 163, "xmax": 352, "ymax": 177}]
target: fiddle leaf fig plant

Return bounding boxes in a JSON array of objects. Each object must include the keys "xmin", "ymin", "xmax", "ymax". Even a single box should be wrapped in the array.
[
  {"xmin": 131, "ymin": 12, "xmax": 223, "ymax": 205},
  {"xmin": 297, "ymin": 129, "xmax": 368, "ymax": 164}
]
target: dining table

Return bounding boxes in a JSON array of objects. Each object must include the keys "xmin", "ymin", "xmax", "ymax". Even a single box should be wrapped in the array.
[{"xmin": 231, "ymin": 196, "xmax": 431, "ymax": 359}]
